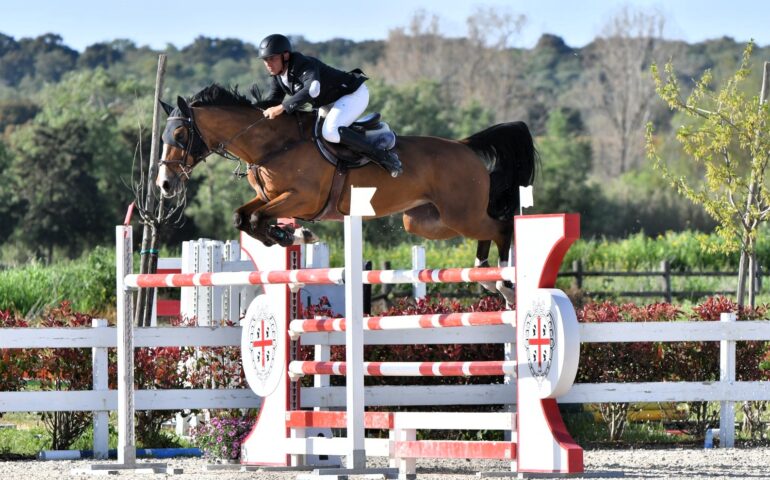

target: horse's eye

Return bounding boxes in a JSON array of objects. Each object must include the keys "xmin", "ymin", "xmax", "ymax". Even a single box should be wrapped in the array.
[{"xmin": 174, "ymin": 129, "xmax": 185, "ymax": 141}]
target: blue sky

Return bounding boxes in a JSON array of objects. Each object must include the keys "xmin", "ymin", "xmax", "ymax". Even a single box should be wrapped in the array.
[{"xmin": 1, "ymin": 0, "xmax": 766, "ymax": 51}]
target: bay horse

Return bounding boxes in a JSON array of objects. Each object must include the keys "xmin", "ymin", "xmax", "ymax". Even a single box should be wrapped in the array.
[{"xmin": 156, "ymin": 84, "xmax": 537, "ymax": 303}]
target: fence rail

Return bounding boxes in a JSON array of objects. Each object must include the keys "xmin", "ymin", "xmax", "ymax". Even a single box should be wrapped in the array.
[
  {"xmin": 562, "ymin": 260, "xmax": 763, "ymax": 302},
  {"xmin": 0, "ymin": 321, "xmax": 258, "ymax": 459}
]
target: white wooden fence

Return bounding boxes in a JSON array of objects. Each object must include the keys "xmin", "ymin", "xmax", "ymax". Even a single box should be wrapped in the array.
[
  {"xmin": 0, "ymin": 321, "xmax": 257, "ymax": 459},
  {"xmin": 2, "ymin": 313, "xmax": 769, "ymax": 457}
]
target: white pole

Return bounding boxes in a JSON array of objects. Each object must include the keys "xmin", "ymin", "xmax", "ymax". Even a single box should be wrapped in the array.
[
  {"xmin": 411, "ymin": 246, "xmax": 426, "ymax": 300},
  {"xmin": 115, "ymin": 226, "xmax": 136, "ymax": 465},
  {"xmin": 720, "ymin": 311, "xmax": 736, "ymax": 447},
  {"xmin": 344, "ymin": 213, "xmax": 365, "ymax": 469},
  {"xmin": 91, "ymin": 318, "xmax": 109, "ymax": 459}
]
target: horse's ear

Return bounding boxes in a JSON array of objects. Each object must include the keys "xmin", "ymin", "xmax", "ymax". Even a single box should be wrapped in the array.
[
  {"xmin": 177, "ymin": 96, "xmax": 191, "ymax": 117},
  {"xmin": 159, "ymin": 100, "xmax": 174, "ymax": 116}
]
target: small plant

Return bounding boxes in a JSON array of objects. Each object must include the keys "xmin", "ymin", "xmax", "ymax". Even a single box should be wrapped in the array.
[{"xmin": 190, "ymin": 414, "xmax": 254, "ymax": 461}]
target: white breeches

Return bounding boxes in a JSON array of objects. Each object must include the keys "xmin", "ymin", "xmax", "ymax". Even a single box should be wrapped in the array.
[{"xmin": 321, "ymin": 83, "xmax": 369, "ymax": 143}]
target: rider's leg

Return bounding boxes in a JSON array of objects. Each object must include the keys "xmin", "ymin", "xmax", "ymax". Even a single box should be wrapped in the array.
[
  {"xmin": 324, "ymin": 84, "xmax": 403, "ymax": 177},
  {"xmin": 321, "ymin": 84, "xmax": 369, "ymax": 143}
]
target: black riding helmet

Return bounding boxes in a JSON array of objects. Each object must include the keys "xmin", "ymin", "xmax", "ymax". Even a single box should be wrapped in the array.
[{"xmin": 259, "ymin": 34, "xmax": 292, "ymax": 58}]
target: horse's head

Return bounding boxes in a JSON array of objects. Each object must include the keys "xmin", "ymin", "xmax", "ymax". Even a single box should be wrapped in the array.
[{"xmin": 156, "ymin": 96, "xmax": 210, "ymax": 198}]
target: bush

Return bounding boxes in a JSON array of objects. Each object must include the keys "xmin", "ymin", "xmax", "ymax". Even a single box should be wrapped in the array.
[
  {"xmin": 190, "ymin": 414, "xmax": 254, "ymax": 461},
  {"xmin": 576, "ymin": 296, "xmax": 770, "ymax": 441}
]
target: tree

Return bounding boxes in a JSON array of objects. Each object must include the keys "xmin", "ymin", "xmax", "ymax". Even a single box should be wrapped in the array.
[
  {"xmin": 534, "ymin": 109, "xmax": 602, "ymax": 234},
  {"xmin": 647, "ymin": 42, "xmax": 770, "ymax": 306},
  {"xmin": 582, "ymin": 6, "xmax": 672, "ymax": 177},
  {"xmin": 372, "ymin": 8, "xmax": 527, "ymax": 122},
  {"xmin": 10, "ymin": 120, "xmax": 107, "ymax": 262}
]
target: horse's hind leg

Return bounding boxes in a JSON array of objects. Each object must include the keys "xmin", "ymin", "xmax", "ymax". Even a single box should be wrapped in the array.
[
  {"xmin": 434, "ymin": 203, "xmax": 516, "ymax": 304},
  {"xmin": 402, "ymin": 204, "xmax": 458, "ymax": 240},
  {"xmin": 475, "ymin": 240, "xmax": 499, "ymax": 295},
  {"xmin": 493, "ymin": 221, "xmax": 515, "ymax": 305}
]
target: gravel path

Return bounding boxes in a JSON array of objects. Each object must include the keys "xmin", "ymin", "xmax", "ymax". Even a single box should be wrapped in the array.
[{"xmin": 2, "ymin": 448, "xmax": 769, "ymax": 479}]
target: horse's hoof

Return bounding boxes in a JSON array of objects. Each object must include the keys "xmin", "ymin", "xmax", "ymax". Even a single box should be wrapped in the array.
[
  {"xmin": 480, "ymin": 281, "xmax": 497, "ymax": 294},
  {"xmin": 293, "ymin": 227, "xmax": 319, "ymax": 245},
  {"xmin": 497, "ymin": 280, "xmax": 515, "ymax": 307},
  {"xmin": 268, "ymin": 226, "xmax": 296, "ymax": 247}
]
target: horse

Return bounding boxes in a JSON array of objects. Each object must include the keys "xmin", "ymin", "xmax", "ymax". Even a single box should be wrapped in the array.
[{"xmin": 156, "ymin": 84, "xmax": 537, "ymax": 303}]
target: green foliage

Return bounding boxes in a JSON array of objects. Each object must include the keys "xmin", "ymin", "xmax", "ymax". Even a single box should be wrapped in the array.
[
  {"xmin": 0, "ymin": 247, "xmax": 115, "ymax": 314},
  {"xmin": 184, "ymin": 156, "xmax": 255, "ymax": 241},
  {"xmin": 0, "ymin": 427, "xmax": 49, "ymax": 458},
  {"xmin": 562, "ymin": 230, "xmax": 741, "ymax": 271},
  {"xmin": 648, "ymin": 41, "xmax": 770, "ymax": 257},
  {"xmin": 533, "ymin": 108, "xmax": 601, "ymax": 232}
]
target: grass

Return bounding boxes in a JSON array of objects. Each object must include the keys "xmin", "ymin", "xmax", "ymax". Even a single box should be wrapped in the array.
[{"xmin": 0, "ymin": 411, "xmax": 193, "ymax": 458}]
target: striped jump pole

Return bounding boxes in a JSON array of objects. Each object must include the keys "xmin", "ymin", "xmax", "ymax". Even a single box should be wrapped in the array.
[
  {"xmin": 288, "ymin": 360, "xmax": 517, "ymax": 379},
  {"xmin": 288, "ymin": 311, "xmax": 516, "ymax": 338},
  {"xmin": 122, "ymin": 266, "xmax": 515, "ymax": 289}
]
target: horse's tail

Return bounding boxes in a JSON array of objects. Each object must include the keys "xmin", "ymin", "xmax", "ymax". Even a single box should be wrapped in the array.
[{"xmin": 461, "ymin": 121, "xmax": 538, "ymax": 221}]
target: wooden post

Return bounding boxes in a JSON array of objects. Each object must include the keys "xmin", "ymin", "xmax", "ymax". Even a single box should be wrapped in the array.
[
  {"xmin": 136, "ymin": 54, "xmax": 167, "ymax": 327},
  {"xmin": 116, "ymin": 226, "xmax": 136, "ymax": 465},
  {"xmin": 661, "ymin": 260, "xmax": 672, "ymax": 303},
  {"xmin": 572, "ymin": 260, "xmax": 583, "ymax": 290},
  {"xmin": 720, "ymin": 311, "xmax": 736, "ymax": 448}
]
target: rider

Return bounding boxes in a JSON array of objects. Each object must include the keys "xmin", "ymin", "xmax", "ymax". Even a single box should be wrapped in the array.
[{"xmin": 255, "ymin": 33, "xmax": 402, "ymax": 177}]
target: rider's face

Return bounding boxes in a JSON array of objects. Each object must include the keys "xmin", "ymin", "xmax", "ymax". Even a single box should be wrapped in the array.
[{"xmin": 263, "ymin": 54, "xmax": 286, "ymax": 75}]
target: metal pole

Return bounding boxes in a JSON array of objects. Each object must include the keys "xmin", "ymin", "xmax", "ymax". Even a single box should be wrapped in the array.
[{"xmin": 136, "ymin": 54, "xmax": 167, "ymax": 327}]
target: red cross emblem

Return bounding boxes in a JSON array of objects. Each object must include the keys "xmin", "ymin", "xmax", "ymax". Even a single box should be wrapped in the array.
[
  {"xmin": 523, "ymin": 308, "xmax": 555, "ymax": 378},
  {"xmin": 252, "ymin": 319, "xmax": 274, "ymax": 367},
  {"xmin": 528, "ymin": 315, "xmax": 551, "ymax": 367}
]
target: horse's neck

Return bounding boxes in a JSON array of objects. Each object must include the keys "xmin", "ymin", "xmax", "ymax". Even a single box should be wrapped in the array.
[{"xmin": 198, "ymin": 107, "xmax": 304, "ymax": 164}]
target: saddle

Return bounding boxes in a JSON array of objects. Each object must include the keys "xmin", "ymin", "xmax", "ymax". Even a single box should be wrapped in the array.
[
  {"xmin": 312, "ymin": 112, "xmax": 397, "ymax": 169},
  {"xmin": 306, "ymin": 112, "xmax": 398, "ymax": 222}
]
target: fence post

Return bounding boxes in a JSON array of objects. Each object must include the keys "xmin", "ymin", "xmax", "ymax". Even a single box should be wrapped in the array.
[
  {"xmin": 344, "ymin": 212, "xmax": 365, "ymax": 469},
  {"xmin": 661, "ymin": 260, "xmax": 672, "ymax": 303},
  {"xmin": 572, "ymin": 260, "xmax": 583, "ymax": 290},
  {"xmin": 412, "ymin": 246, "xmax": 426, "ymax": 300},
  {"xmin": 92, "ymin": 319, "xmax": 109, "ymax": 459},
  {"xmin": 720, "ymin": 311, "xmax": 736, "ymax": 448},
  {"xmin": 115, "ymin": 225, "xmax": 136, "ymax": 465}
]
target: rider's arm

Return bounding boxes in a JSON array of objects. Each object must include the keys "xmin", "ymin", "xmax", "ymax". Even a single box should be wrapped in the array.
[
  {"xmin": 281, "ymin": 55, "xmax": 321, "ymax": 114},
  {"xmin": 255, "ymin": 77, "xmax": 285, "ymax": 109}
]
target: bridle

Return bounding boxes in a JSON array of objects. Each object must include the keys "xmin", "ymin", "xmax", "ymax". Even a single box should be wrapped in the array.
[
  {"xmin": 159, "ymin": 109, "xmax": 211, "ymax": 179},
  {"xmin": 159, "ymin": 106, "xmax": 271, "ymax": 179}
]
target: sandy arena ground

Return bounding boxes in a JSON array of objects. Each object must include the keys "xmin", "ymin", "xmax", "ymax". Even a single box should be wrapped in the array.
[{"xmin": 1, "ymin": 448, "xmax": 770, "ymax": 479}]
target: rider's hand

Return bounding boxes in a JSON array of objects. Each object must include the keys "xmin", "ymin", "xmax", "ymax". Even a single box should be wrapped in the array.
[{"xmin": 264, "ymin": 105, "xmax": 285, "ymax": 119}]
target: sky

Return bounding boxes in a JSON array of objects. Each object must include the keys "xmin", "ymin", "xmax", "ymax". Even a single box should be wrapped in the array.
[{"xmin": 0, "ymin": 0, "xmax": 767, "ymax": 51}]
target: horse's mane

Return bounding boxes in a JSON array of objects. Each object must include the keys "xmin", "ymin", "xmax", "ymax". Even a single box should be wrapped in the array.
[{"xmin": 188, "ymin": 83, "xmax": 255, "ymax": 108}]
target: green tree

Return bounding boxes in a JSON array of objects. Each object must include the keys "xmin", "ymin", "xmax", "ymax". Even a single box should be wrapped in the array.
[
  {"xmin": 10, "ymin": 120, "xmax": 107, "ymax": 262},
  {"xmin": 0, "ymin": 142, "xmax": 21, "ymax": 242},
  {"xmin": 647, "ymin": 42, "xmax": 770, "ymax": 306},
  {"xmin": 184, "ymin": 157, "xmax": 254, "ymax": 240},
  {"xmin": 534, "ymin": 108, "xmax": 602, "ymax": 233}
]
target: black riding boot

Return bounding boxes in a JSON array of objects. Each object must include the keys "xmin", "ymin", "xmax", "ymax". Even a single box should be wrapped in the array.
[{"xmin": 338, "ymin": 126, "xmax": 403, "ymax": 177}]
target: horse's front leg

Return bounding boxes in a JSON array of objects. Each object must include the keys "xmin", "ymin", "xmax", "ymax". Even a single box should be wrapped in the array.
[
  {"xmin": 247, "ymin": 191, "xmax": 320, "ymax": 247},
  {"xmin": 233, "ymin": 197, "xmax": 274, "ymax": 245}
]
